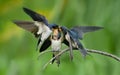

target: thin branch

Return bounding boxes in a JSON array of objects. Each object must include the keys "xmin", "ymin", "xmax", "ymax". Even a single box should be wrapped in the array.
[
  {"xmin": 39, "ymin": 48, "xmax": 120, "ymax": 70},
  {"xmin": 42, "ymin": 48, "xmax": 69, "ymax": 70},
  {"xmin": 37, "ymin": 50, "xmax": 52, "ymax": 60},
  {"xmin": 86, "ymin": 49, "xmax": 120, "ymax": 62}
]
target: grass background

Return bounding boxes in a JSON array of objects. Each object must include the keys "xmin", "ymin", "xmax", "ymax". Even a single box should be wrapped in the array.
[{"xmin": 0, "ymin": 0, "xmax": 120, "ymax": 75}]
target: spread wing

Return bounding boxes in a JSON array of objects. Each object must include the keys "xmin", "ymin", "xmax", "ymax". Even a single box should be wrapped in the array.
[
  {"xmin": 23, "ymin": 7, "xmax": 53, "ymax": 52},
  {"xmin": 23, "ymin": 7, "xmax": 48, "ymax": 24},
  {"xmin": 61, "ymin": 26, "xmax": 103, "ymax": 56},
  {"xmin": 61, "ymin": 26, "xmax": 88, "ymax": 57},
  {"xmin": 13, "ymin": 7, "xmax": 53, "ymax": 52},
  {"xmin": 71, "ymin": 26, "xmax": 103, "ymax": 39},
  {"xmin": 13, "ymin": 21, "xmax": 39, "ymax": 37}
]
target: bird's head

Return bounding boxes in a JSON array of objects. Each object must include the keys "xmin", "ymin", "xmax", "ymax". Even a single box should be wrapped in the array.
[{"xmin": 51, "ymin": 25, "xmax": 62, "ymax": 40}]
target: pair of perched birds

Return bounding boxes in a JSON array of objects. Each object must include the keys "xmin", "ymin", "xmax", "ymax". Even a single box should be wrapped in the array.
[{"xmin": 14, "ymin": 7, "xmax": 103, "ymax": 66}]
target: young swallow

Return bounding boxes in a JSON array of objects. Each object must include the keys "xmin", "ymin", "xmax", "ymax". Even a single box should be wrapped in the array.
[{"xmin": 51, "ymin": 25, "xmax": 64, "ymax": 66}]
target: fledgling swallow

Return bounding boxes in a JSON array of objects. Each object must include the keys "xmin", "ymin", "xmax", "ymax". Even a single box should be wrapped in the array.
[
  {"xmin": 50, "ymin": 25, "xmax": 64, "ymax": 66},
  {"xmin": 13, "ymin": 7, "xmax": 103, "ymax": 66}
]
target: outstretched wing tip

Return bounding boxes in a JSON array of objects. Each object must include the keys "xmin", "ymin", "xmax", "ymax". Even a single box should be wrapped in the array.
[
  {"xmin": 98, "ymin": 26, "xmax": 104, "ymax": 29},
  {"xmin": 23, "ymin": 7, "xmax": 33, "ymax": 14},
  {"xmin": 23, "ymin": 7, "xmax": 27, "ymax": 10},
  {"xmin": 23, "ymin": 7, "xmax": 30, "ymax": 12},
  {"xmin": 22, "ymin": 7, "xmax": 48, "ymax": 24},
  {"xmin": 12, "ymin": 20, "xmax": 21, "ymax": 26},
  {"xmin": 23, "ymin": 7, "xmax": 26, "ymax": 10}
]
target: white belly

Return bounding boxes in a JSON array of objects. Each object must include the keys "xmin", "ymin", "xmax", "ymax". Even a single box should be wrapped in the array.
[{"xmin": 51, "ymin": 39, "xmax": 61, "ymax": 51}]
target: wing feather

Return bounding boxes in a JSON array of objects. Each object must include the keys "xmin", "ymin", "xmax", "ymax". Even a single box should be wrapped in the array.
[
  {"xmin": 71, "ymin": 26, "xmax": 103, "ymax": 39},
  {"xmin": 13, "ymin": 21, "xmax": 39, "ymax": 37},
  {"xmin": 23, "ymin": 7, "xmax": 48, "ymax": 24},
  {"xmin": 40, "ymin": 39, "xmax": 51, "ymax": 52},
  {"xmin": 61, "ymin": 26, "xmax": 87, "ymax": 56}
]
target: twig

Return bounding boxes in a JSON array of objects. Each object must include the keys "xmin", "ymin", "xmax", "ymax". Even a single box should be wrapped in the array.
[
  {"xmin": 42, "ymin": 48, "xmax": 69, "ymax": 70},
  {"xmin": 39, "ymin": 48, "xmax": 120, "ymax": 70},
  {"xmin": 86, "ymin": 49, "xmax": 120, "ymax": 62},
  {"xmin": 37, "ymin": 50, "xmax": 52, "ymax": 60}
]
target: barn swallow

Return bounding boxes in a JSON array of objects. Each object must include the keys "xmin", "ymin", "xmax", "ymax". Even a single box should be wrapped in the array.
[
  {"xmin": 13, "ymin": 7, "xmax": 64, "ymax": 66},
  {"xmin": 13, "ymin": 7, "xmax": 103, "ymax": 66},
  {"xmin": 50, "ymin": 25, "xmax": 64, "ymax": 66},
  {"xmin": 61, "ymin": 26, "xmax": 103, "ymax": 58},
  {"xmin": 13, "ymin": 7, "xmax": 54, "ymax": 51}
]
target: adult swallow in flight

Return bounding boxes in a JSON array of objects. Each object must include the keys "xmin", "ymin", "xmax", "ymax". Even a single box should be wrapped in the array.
[
  {"xmin": 13, "ymin": 7, "xmax": 103, "ymax": 66},
  {"xmin": 13, "ymin": 7, "xmax": 54, "ymax": 51},
  {"xmin": 13, "ymin": 7, "xmax": 64, "ymax": 66}
]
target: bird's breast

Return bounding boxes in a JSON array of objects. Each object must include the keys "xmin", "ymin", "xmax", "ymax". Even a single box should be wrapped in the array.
[{"xmin": 51, "ymin": 39, "xmax": 61, "ymax": 51}]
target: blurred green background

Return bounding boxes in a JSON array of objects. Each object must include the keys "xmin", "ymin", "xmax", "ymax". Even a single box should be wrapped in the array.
[{"xmin": 0, "ymin": 0, "xmax": 120, "ymax": 75}]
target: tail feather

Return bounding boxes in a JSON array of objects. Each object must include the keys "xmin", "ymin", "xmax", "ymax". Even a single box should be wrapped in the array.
[
  {"xmin": 76, "ymin": 40, "xmax": 87, "ymax": 57},
  {"xmin": 52, "ymin": 54, "xmax": 55, "ymax": 64},
  {"xmin": 52, "ymin": 54, "xmax": 60, "ymax": 66},
  {"xmin": 78, "ymin": 48, "xmax": 87, "ymax": 57}
]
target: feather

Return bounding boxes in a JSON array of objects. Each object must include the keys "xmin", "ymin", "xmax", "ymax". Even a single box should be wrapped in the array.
[
  {"xmin": 71, "ymin": 26, "xmax": 103, "ymax": 39},
  {"xmin": 22, "ymin": 7, "xmax": 53, "ymax": 51},
  {"xmin": 40, "ymin": 39, "xmax": 51, "ymax": 52},
  {"xmin": 13, "ymin": 21, "xmax": 39, "ymax": 37},
  {"xmin": 23, "ymin": 7, "xmax": 48, "ymax": 24},
  {"xmin": 61, "ymin": 26, "xmax": 87, "ymax": 56}
]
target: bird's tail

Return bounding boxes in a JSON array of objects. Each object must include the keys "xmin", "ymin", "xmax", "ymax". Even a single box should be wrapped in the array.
[
  {"xmin": 78, "ymin": 48, "xmax": 87, "ymax": 57},
  {"xmin": 52, "ymin": 52, "xmax": 60, "ymax": 66},
  {"xmin": 76, "ymin": 40, "xmax": 88, "ymax": 57}
]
